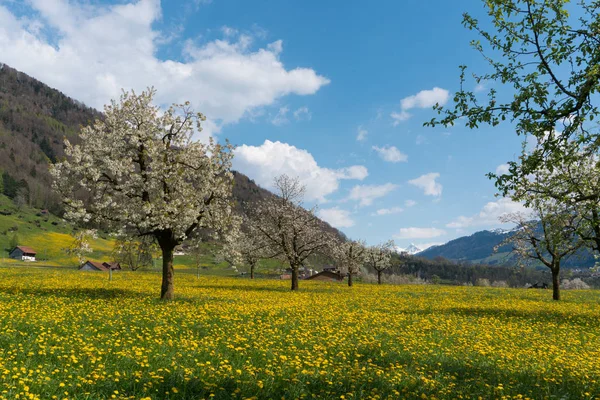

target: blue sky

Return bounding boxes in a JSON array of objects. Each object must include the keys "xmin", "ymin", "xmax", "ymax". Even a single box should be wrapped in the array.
[{"xmin": 0, "ymin": 0, "xmax": 529, "ymax": 249}]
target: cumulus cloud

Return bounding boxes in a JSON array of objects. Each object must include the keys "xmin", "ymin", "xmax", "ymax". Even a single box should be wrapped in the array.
[
  {"xmin": 356, "ymin": 126, "xmax": 368, "ymax": 142},
  {"xmin": 233, "ymin": 140, "xmax": 368, "ymax": 202},
  {"xmin": 372, "ymin": 145, "xmax": 408, "ymax": 163},
  {"xmin": 394, "ymin": 227, "xmax": 446, "ymax": 239},
  {"xmin": 348, "ymin": 183, "xmax": 398, "ymax": 207},
  {"xmin": 0, "ymin": 0, "xmax": 329, "ymax": 139},
  {"xmin": 372, "ymin": 207, "xmax": 403, "ymax": 216},
  {"xmin": 446, "ymin": 198, "xmax": 527, "ymax": 229},
  {"xmin": 318, "ymin": 207, "xmax": 355, "ymax": 228},
  {"xmin": 391, "ymin": 87, "xmax": 449, "ymax": 124},
  {"xmin": 408, "ymin": 173, "xmax": 442, "ymax": 196}
]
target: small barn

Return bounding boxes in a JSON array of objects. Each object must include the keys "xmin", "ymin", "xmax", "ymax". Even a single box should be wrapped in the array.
[
  {"xmin": 79, "ymin": 261, "xmax": 121, "ymax": 271},
  {"xmin": 9, "ymin": 246, "xmax": 37, "ymax": 261},
  {"xmin": 304, "ymin": 271, "xmax": 345, "ymax": 282}
]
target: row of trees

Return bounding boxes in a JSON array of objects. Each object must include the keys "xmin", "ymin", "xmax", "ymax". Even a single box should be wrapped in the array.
[
  {"xmin": 221, "ymin": 175, "xmax": 397, "ymax": 289},
  {"xmin": 52, "ymin": 89, "xmax": 398, "ymax": 299}
]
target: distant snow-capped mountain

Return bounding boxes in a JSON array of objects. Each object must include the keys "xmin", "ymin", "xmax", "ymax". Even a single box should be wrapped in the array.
[{"xmin": 395, "ymin": 243, "xmax": 423, "ymax": 255}]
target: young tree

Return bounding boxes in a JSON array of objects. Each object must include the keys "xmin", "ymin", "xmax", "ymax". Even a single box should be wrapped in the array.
[
  {"xmin": 51, "ymin": 89, "xmax": 235, "ymax": 300},
  {"xmin": 498, "ymin": 199, "xmax": 583, "ymax": 300},
  {"xmin": 426, "ymin": 0, "xmax": 600, "ymax": 194},
  {"xmin": 66, "ymin": 229, "xmax": 96, "ymax": 268},
  {"xmin": 231, "ymin": 228, "xmax": 266, "ymax": 279},
  {"xmin": 251, "ymin": 175, "xmax": 334, "ymax": 291},
  {"xmin": 112, "ymin": 234, "xmax": 158, "ymax": 271},
  {"xmin": 364, "ymin": 240, "xmax": 394, "ymax": 284},
  {"xmin": 188, "ymin": 239, "xmax": 205, "ymax": 279},
  {"xmin": 335, "ymin": 239, "xmax": 366, "ymax": 287}
]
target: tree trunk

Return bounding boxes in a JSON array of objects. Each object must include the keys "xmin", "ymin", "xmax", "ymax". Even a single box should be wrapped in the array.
[
  {"xmin": 348, "ymin": 272, "xmax": 353, "ymax": 287},
  {"xmin": 250, "ymin": 263, "xmax": 255, "ymax": 279},
  {"xmin": 377, "ymin": 270, "xmax": 382, "ymax": 285},
  {"xmin": 197, "ymin": 266, "xmax": 200, "ymax": 279},
  {"xmin": 109, "ymin": 267, "xmax": 113, "ymax": 282},
  {"xmin": 160, "ymin": 244, "xmax": 175, "ymax": 300},
  {"xmin": 551, "ymin": 267, "xmax": 560, "ymax": 301},
  {"xmin": 291, "ymin": 266, "xmax": 299, "ymax": 291}
]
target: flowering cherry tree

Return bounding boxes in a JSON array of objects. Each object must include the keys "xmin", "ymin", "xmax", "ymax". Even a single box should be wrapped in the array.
[
  {"xmin": 251, "ymin": 175, "xmax": 335, "ymax": 290},
  {"xmin": 51, "ymin": 89, "xmax": 235, "ymax": 299},
  {"xmin": 364, "ymin": 240, "xmax": 395, "ymax": 284},
  {"xmin": 222, "ymin": 222, "xmax": 266, "ymax": 279},
  {"xmin": 334, "ymin": 239, "xmax": 366, "ymax": 287}
]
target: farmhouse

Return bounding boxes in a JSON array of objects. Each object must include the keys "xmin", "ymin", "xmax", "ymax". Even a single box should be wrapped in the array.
[
  {"xmin": 9, "ymin": 246, "xmax": 37, "ymax": 261},
  {"xmin": 79, "ymin": 261, "xmax": 122, "ymax": 271},
  {"xmin": 305, "ymin": 271, "xmax": 345, "ymax": 282}
]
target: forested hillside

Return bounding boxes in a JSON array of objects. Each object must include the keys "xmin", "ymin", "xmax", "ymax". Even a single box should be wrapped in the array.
[
  {"xmin": 0, "ymin": 64, "xmax": 101, "ymax": 212},
  {"xmin": 418, "ymin": 228, "xmax": 596, "ymax": 268}
]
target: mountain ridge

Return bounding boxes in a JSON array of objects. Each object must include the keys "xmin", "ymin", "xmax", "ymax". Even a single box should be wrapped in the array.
[{"xmin": 418, "ymin": 227, "xmax": 595, "ymax": 269}]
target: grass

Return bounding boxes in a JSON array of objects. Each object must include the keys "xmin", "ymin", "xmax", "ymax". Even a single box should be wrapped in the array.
[{"xmin": 0, "ymin": 268, "xmax": 598, "ymax": 399}]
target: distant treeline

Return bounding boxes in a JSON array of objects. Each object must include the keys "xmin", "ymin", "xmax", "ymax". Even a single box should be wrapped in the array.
[{"xmin": 382, "ymin": 253, "xmax": 586, "ymax": 288}]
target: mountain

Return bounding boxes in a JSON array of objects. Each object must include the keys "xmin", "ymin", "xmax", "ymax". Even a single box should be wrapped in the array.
[
  {"xmin": 418, "ymin": 228, "xmax": 596, "ymax": 269},
  {"xmin": 0, "ymin": 63, "xmax": 101, "ymax": 212},
  {"xmin": 0, "ymin": 63, "xmax": 343, "ymax": 239},
  {"xmin": 395, "ymin": 243, "xmax": 423, "ymax": 255}
]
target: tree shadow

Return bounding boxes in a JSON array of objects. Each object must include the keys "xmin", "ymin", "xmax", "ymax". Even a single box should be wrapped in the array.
[
  {"xmin": 400, "ymin": 305, "xmax": 596, "ymax": 327},
  {"xmin": 197, "ymin": 282, "xmax": 341, "ymax": 294},
  {"xmin": 0, "ymin": 286, "xmax": 140, "ymax": 300}
]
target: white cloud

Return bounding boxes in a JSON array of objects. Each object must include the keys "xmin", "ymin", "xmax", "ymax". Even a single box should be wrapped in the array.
[
  {"xmin": 348, "ymin": 183, "xmax": 398, "ymax": 207},
  {"xmin": 293, "ymin": 106, "xmax": 311, "ymax": 121},
  {"xmin": 446, "ymin": 198, "xmax": 527, "ymax": 229},
  {"xmin": 372, "ymin": 145, "xmax": 408, "ymax": 163},
  {"xmin": 356, "ymin": 126, "xmax": 368, "ymax": 142},
  {"xmin": 405, "ymin": 199, "xmax": 417, "ymax": 207},
  {"xmin": 394, "ymin": 227, "xmax": 446, "ymax": 239},
  {"xmin": 233, "ymin": 140, "xmax": 367, "ymax": 202},
  {"xmin": 408, "ymin": 173, "xmax": 442, "ymax": 196},
  {"xmin": 496, "ymin": 163, "xmax": 510, "ymax": 175},
  {"xmin": 401, "ymin": 87, "xmax": 450, "ymax": 110},
  {"xmin": 318, "ymin": 207, "xmax": 355, "ymax": 228},
  {"xmin": 392, "ymin": 87, "xmax": 449, "ymax": 124},
  {"xmin": 0, "ymin": 0, "xmax": 329, "ymax": 139},
  {"xmin": 336, "ymin": 165, "xmax": 369, "ymax": 180},
  {"xmin": 271, "ymin": 106, "xmax": 290, "ymax": 126},
  {"xmin": 372, "ymin": 207, "xmax": 403, "ymax": 216},
  {"xmin": 391, "ymin": 110, "xmax": 411, "ymax": 125}
]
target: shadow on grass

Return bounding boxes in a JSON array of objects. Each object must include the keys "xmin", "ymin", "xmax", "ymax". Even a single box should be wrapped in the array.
[
  {"xmin": 197, "ymin": 282, "xmax": 342, "ymax": 294},
  {"xmin": 0, "ymin": 286, "xmax": 140, "ymax": 300},
  {"xmin": 400, "ymin": 305, "xmax": 597, "ymax": 327}
]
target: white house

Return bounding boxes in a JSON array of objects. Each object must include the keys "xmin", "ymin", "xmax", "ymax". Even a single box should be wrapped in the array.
[{"xmin": 9, "ymin": 246, "xmax": 37, "ymax": 261}]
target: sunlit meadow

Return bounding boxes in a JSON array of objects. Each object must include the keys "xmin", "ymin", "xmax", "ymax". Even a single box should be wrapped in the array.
[{"xmin": 0, "ymin": 268, "xmax": 599, "ymax": 399}]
